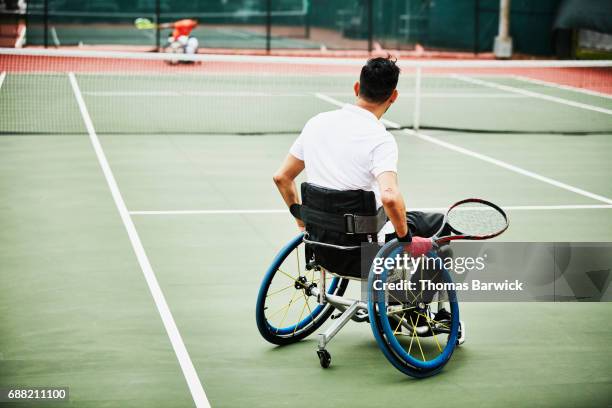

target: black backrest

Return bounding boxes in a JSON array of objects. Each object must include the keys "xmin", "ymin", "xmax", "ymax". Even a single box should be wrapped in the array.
[
  {"xmin": 301, "ymin": 182, "xmax": 377, "ymax": 215},
  {"xmin": 302, "ymin": 182, "xmax": 377, "ymax": 278}
]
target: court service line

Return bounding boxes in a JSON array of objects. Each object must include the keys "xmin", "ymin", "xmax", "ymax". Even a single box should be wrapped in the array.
[
  {"xmin": 129, "ymin": 204, "xmax": 612, "ymax": 216},
  {"xmin": 68, "ymin": 73, "xmax": 210, "ymax": 408},
  {"xmin": 132, "ymin": 209, "xmax": 288, "ymax": 215},
  {"xmin": 314, "ymin": 93, "xmax": 612, "ymax": 205},
  {"xmin": 452, "ymin": 74, "xmax": 612, "ymax": 116},
  {"xmin": 0, "ymin": 71, "xmax": 6, "ymax": 90},
  {"xmin": 401, "ymin": 128, "xmax": 612, "ymax": 205},
  {"xmin": 510, "ymin": 75, "xmax": 612, "ymax": 101}
]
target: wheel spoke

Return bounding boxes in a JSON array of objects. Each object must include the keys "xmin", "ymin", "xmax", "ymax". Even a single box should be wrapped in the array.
[
  {"xmin": 270, "ymin": 289, "xmax": 301, "ymax": 329},
  {"xmin": 377, "ymin": 261, "xmax": 456, "ymax": 364},
  {"xmin": 387, "ymin": 290, "xmax": 407, "ymax": 305},
  {"xmin": 302, "ymin": 291, "xmax": 314, "ymax": 317},
  {"xmin": 266, "ymin": 302, "xmax": 291, "ymax": 320},
  {"xmin": 292, "ymin": 295, "xmax": 310, "ymax": 335},
  {"xmin": 407, "ymin": 315, "xmax": 418, "ymax": 355},
  {"xmin": 266, "ymin": 283, "xmax": 295, "ymax": 298},
  {"xmin": 277, "ymin": 267, "xmax": 300, "ymax": 282},
  {"xmin": 387, "ymin": 304, "xmax": 416, "ymax": 316},
  {"xmin": 276, "ymin": 289, "xmax": 300, "ymax": 331},
  {"xmin": 393, "ymin": 312, "xmax": 405, "ymax": 335},
  {"xmin": 409, "ymin": 315, "xmax": 427, "ymax": 361},
  {"xmin": 423, "ymin": 314, "xmax": 443, "ymax": 353},
  {"xmin": 412, "ymin": 269, "xmax": 440, "ymax": 303},
  {"xmin": 418, "ymin": 312, "xmax": 450, "ymax": 329}
]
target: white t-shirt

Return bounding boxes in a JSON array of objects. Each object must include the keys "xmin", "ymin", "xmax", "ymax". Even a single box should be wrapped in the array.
[{"xmin": 289, "ymin": 104, "xmax": 398, "ymax": 208}]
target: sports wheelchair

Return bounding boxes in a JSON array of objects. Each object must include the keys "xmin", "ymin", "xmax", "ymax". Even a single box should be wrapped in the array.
[{"xmin": 256, "ymin": 183, "xmax": 465, "ymax": 378}]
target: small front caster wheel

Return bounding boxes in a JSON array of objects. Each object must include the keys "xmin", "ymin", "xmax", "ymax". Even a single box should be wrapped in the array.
[
  {"xmin": 317, "ymin": 349, "xmax": 331, "ymax": 368},
  {"xmin": 456, "ymin": 320, "xmax": 466, "ymax": 346}
]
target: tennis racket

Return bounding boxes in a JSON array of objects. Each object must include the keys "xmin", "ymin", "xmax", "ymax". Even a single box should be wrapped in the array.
[
  {"xmin": 134, "ymin": 18, "xmax": 157, "ymax": 30},
  {"xmin": 432, "ymin": 198, "xmax": 508, "ymax": 247}
]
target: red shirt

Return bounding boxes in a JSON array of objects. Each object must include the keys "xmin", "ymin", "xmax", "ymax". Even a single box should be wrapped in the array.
[{"xmin": 172, "ymin": 19, "xmax": 197, "ymax": 38}]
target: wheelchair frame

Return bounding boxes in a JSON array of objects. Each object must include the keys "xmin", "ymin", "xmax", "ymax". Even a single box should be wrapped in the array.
[{"xmin": 256, "ymin": 233, "xmax": 466, "ymax": 377}]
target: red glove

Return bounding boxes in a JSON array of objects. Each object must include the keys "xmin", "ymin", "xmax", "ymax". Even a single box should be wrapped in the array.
[{"xmin": 399, "ymin": 236, "xmax": 433, "ymax": 258}]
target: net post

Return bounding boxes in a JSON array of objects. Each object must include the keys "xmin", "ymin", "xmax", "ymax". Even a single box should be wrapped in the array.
[
  {"xmin": 367, "ymin": 0, "xmax": 373, "ymax": 53},
  {"xmin": 43, "ymin": 0, "xmax": 49, "ymax": 48},
  {"xmin": 266, "ymin": 0, "xmax": 272, "ymax": 53},
  {"xmin": 155, "ymin": 0, "xmax": 161, "ymax": 52},
  {"xmin": 413, "ymin": 66, "xmax": 422, "ymax": 131}
]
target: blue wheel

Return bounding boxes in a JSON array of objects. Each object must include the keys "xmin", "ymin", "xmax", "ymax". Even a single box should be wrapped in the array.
[
  {"xmin": 367, "ymin": 240, "xmax": 460, "ymax": 377},
  {"xmin": 256, "ymin": 233, "xmax": 349, "ymax": 345}
]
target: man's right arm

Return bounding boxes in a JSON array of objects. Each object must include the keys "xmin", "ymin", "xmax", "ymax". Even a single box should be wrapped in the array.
[
  {"xmin": 377, "ymin": 171, "xmax": 433, "ymax": 256},
  {"xmin": 377, "ymin": 171, "xmax": 408, "ymax": 238}
]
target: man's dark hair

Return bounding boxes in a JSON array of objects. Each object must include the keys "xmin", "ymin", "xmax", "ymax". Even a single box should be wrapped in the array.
[{"xmin": 359, "ymin": 57, "xmax": 400, "ymax": 103}]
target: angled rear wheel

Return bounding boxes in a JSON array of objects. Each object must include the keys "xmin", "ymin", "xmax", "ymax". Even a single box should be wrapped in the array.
[
  {"xmin": 368, "ymin": 240, "xmax": 460, "ymax": 377},
  {"xmin": 256, "ymin": 234, "xmax": 348, "ymax": 345}
]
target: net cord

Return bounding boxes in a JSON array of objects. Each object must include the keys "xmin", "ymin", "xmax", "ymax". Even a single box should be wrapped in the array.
[{"xmin": 1, "ymin": 47, "xmax": 611, "ymax": 68}]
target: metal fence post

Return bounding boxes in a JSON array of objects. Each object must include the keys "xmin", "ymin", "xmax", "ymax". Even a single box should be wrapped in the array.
[
  {"xmin": 304, "ymin": 0, "xmax": 311, "ymax": 39},
  {"xmin": 155, "ymin": 0, "xmax": 161, "ymax": 52},
  {"xmin": 266, "ymin": 0, "xmax": 272, "ymax": 53},
  {"xmin": 367, "ymin": 0, "xmax": 373, "ymax": 53},
  {"xmin": 474, "ymin": 0, "xmax": 480, "ymax": 54},
  {"xmin": 413, "ymin": 66, "xmax": 422, "ymax": 131},
  {"xmin": 43, "ymin": 0, "xmax": 49, "ymax": 48}
]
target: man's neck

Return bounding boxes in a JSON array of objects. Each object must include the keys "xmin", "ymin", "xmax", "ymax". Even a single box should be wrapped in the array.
[{"xmin": 355, "ymin": 99, "xmax": 387, "ymax": 120}]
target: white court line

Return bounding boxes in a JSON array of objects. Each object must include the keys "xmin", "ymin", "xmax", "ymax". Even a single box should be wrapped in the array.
[
  {"xmin": 132, "ymin": 209, "xmax": 288, "ymax": 215},
  {"xmin": 0, "ymin": 71, "xmax": 6, "ymax": 89},
  {"xmin": 511, "ymin": 75, "xmax": 612, "ymax": 100},
  {"xmin": 314, "ymin": 92, "xmax": 344, "ymax": 107},
  {"xmin": 68, "ymin": 73, "xmax": 210, "ymax": 408},
  {"xmin": 129, "ymin": 204, "xmax": 612, "ymax": 216},
  {"xmin": 452, "ymin": 74, "xmax": 612, "ymax": 116},
  {"xmin": 314, "ymin": 93, "xmax": 612, "ymax": 205},
  {"xmin": 401, "ymin": 128, "xmax": 612, "ymax": 205}
]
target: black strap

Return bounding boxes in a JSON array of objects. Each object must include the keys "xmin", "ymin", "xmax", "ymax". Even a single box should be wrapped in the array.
[
  {"xmin": 290, "ymin": 204, "xmax": 387, "ymax": 234},
  {"xmin": 289, "ymin": 203, "xmax": 301, "ymax": 219}
]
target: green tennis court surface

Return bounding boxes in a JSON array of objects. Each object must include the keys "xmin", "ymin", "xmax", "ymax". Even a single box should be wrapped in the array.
[{"xmin": 1, "ymin": 60, "xmax": 612, "ymax": 407}]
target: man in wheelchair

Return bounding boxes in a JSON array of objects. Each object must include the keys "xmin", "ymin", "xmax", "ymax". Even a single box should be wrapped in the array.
[{"xmin": 272, "ymin": 56, "xmax": 452, "ymax": 334}]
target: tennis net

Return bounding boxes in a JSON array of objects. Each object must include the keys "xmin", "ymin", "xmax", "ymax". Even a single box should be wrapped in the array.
[{"xmin": 1, "ymin": 48, "xmax": 611, "ymax": 136}]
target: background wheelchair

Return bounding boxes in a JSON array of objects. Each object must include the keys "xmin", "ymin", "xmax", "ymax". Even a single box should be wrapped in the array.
[{"xmin": 254, "ymin": 183, "xmax": 513, "ymax": 378}]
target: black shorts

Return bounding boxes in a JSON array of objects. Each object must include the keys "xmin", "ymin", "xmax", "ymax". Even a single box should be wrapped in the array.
[{"xmin": 384, "ymin": 211, "xmax": 451, "ymax": 242}]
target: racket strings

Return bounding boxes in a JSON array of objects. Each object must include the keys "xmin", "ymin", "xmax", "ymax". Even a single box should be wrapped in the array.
[{"xmin": 447, "ymin": 202, "xmax": 507, "ymax": 237}]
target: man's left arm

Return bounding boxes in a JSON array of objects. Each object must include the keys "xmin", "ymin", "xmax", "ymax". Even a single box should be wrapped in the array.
[{"xmin": 273, "ymin": 154, "xmax": 305, "ymax": 230}]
